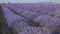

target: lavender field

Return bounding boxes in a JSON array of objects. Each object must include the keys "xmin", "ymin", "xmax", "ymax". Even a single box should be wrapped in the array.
[{"xmin": 1, "ymin": 3, "xmax": 60, "ymax": 34}]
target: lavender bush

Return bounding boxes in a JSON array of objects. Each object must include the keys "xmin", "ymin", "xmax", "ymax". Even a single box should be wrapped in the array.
[{"xmin": 1, "ymin": 4, "xmax": 60, "ymax": 34}]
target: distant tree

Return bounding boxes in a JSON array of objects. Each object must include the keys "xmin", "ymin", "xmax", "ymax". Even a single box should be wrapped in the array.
[
  {"xmin": 8, "ymin": 2, "xmax": 10, "ymax": 4},
  {"xmin": 49, "ymin": 2, "xmax": 52, "ymax": 3}
]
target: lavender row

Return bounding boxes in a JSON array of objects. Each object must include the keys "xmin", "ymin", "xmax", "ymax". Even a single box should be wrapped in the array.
[
  {"xmin": 3, "ymin": 4, "xmax": 60, "ymax": 15},
  {"xmin": 5, "ymin": 5, "xmax": 60, "ymax": 34},
  {"xmin": 2, "ymin": 4, "xmax": 60, "ymax": 34},
  {"xmin": 1, "ymin": 5, "xmax": 30, "ymax": 28}
]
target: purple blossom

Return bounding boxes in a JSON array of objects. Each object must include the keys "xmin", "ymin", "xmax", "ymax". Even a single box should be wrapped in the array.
[
  {"xmin": 18, "ymin": 26, "xmax": 48, "ymax": 34},
  {"xmin": 34, "ymin": 15, "xmax": 60, "ymax": 33}
]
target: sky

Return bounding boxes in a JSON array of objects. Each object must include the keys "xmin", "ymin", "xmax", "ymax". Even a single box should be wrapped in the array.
[{"xmin": 0, "ymin": 0, "xmax": 60, "ymax": 3}]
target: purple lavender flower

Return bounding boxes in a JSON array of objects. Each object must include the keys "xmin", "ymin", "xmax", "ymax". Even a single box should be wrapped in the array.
[
  {"xmin": 18, "ymin": 26, "xmax": 48, "ymax": 34},
  {"xmin": 34, "ymin": 15, "xmax": 60, "ymax": 33},
  {"xmin": 1, "ymin": 5, "xmax": 30, "ymax": 28}
]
